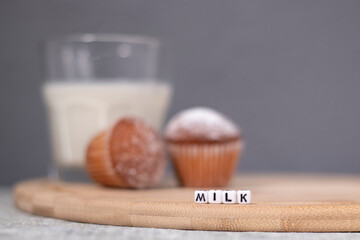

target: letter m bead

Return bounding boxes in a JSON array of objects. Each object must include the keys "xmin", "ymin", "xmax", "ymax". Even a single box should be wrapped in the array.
[{"xmin": 194, "ymin": 191, "xmax": 208, "ymax": 203}]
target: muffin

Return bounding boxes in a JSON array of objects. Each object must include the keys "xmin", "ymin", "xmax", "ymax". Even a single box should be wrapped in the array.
[
  {"xmin": 86, "ymin": 117, "xmax": 166, "ymax": 188},
  {"xmin": 165, "ymin": 107, "xmax": 243, "ymax": 187}
]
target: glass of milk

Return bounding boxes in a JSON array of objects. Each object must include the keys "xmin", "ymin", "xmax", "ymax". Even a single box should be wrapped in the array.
[{"xmin": 42, "ymin": 34, "xmax": 173, "ymax": 181}]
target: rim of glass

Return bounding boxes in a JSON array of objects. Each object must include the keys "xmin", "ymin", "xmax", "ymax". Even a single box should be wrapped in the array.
[{"xmin": 46, "ymin": 33, "xmax": 159, "ymax": 46}]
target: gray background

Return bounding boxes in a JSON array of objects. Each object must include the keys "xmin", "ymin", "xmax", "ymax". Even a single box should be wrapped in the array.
[{"xmin": 1, "ymin": 0, "xmax": 360, "ymax": 185}]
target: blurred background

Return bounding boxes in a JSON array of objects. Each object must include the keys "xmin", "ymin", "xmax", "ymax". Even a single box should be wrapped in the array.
[{"xmin": 1, "ymin": 0, "xmax": 360, "ymax": 185}]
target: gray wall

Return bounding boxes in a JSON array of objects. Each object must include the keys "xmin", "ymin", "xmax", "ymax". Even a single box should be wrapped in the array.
[{"xmin": 1, "ymin": 0, "xmax": 360, "ymax": 185}]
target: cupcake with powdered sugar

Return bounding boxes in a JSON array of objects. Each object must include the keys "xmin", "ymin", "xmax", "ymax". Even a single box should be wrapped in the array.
[{"xmin": 165, "ymin": 107, "xmax": 243, "ymax": 187}]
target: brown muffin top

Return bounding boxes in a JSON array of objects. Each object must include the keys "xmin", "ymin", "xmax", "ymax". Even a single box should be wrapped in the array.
[
  {"xmin": 109, "ymin": 117, "xmax": 165, "ymax": 188},
  {"xmin": 165, "ymin": 107, "xmax": 241, "ymax": 143}
]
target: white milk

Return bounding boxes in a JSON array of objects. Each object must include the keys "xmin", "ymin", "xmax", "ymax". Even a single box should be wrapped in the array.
[{"xmin": 42, "ymin": 80, "xmax": 172, "ymax": 169}]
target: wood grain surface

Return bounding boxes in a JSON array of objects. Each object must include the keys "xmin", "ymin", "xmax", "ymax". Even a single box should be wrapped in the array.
[{"xmin": 13, "ymin": 173, "xmax": 360, "ymax": 232}]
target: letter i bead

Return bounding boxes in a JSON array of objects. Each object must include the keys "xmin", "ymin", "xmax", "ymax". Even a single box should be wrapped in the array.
[{"xmin": 208, "ymin": 190, "xmax": 222, "ymax": 204}]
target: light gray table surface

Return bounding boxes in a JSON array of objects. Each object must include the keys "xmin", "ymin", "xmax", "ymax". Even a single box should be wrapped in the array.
[{"xmin": 1, "ymin": 188, "xmax": 360, "ymax": 240}]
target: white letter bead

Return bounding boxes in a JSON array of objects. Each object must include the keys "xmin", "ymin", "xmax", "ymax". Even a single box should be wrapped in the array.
[
  {"xmin": 208, "ymin": 190, "xmax": 222, "ymax": 204},
  {"xmin": 222, "ymin": 190, "xmax": 236, "ymax": 204},
  {"xmin": 194, "ymin": 191, "xmax": 208, "ymax": 203},
  {"xmin": 237, "ymin": 190, "xmax": 251, "ymax": 204}
]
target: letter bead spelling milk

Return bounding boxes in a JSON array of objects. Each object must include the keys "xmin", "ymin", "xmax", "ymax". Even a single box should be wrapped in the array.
[
  {"xmin": 208, "ymin": 190, "xmax": 222, "ymax": 204},
  {"xmin": 222, "ymin": 190, "xmax": 236, "ymax": 204},
  {"xmin": 194, "ymin": 191, "xmax": 208, "ymax": 203},
  {"xmin": 237, "ymin": 190, "xmax": 251, "ymax": 204}
]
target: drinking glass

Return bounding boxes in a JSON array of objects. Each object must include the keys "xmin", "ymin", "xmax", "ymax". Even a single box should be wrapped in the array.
[{"xmin": 42, "ymin": 34, "xmax": 173, "ymax": 181}]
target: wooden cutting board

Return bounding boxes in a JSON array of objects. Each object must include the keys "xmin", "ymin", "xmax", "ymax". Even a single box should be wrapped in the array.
[{"xmin": 13, "ymin": 173, "xmax": 360, "ymax": 232}]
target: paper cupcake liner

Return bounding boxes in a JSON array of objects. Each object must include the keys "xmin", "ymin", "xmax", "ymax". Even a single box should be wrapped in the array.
[{"xmin": 168, "ymin": 140, "xmax": 243, "ymax": 187}]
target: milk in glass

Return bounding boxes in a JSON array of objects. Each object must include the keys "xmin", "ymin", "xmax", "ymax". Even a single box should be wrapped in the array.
[{"xmin": 43, "ymin": 81, "xmax": 172, "ymax": 174}]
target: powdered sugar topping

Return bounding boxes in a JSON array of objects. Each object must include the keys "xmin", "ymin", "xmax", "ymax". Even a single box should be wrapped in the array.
[{"xmin": 165, "ymin": 107, "xmax": 240, "ymax": 142}]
